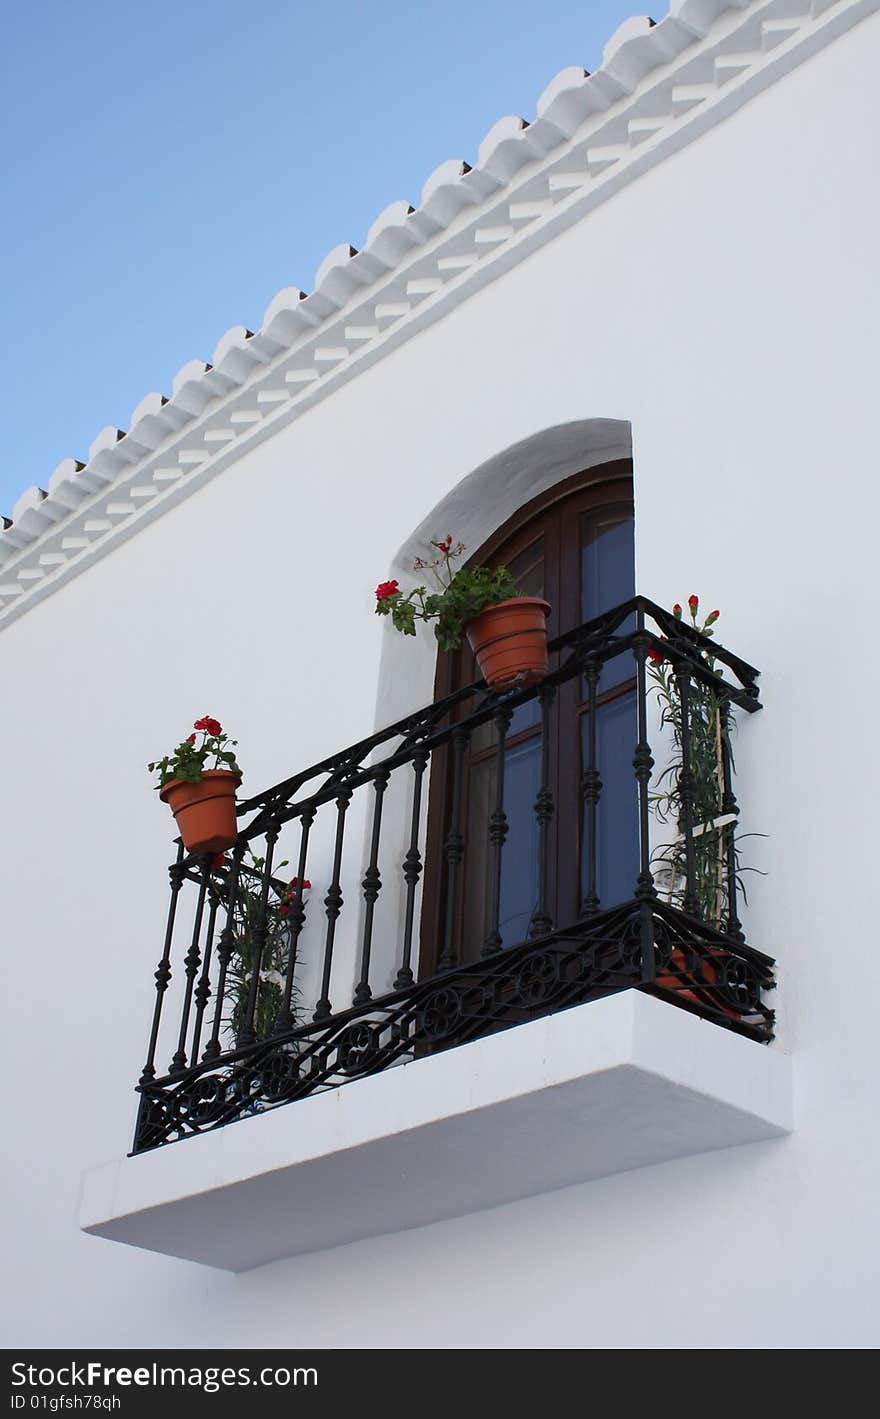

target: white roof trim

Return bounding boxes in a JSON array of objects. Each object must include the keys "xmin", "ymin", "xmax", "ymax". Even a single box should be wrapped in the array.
[{"xmin": 1, "ymin": 0, "xmax": 875, "ymax": 627}]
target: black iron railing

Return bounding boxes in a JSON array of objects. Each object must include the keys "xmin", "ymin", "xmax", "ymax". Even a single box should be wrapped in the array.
[{"xmin": 133, "ymin": 597, "xmax": 776, "ymax": 1153}]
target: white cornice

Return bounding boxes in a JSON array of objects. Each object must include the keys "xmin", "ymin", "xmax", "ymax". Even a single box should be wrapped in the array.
[{"xmin": 1, "ymin": 0, "xmax": 875, "ymax": 629}]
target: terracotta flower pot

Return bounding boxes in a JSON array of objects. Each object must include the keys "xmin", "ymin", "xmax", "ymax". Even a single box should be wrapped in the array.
[
  {"xmin": 159, "ymin": 769, "xmax": 241, "ymax": 855},
  {"xmin": 465, "ymin": 597, "xmax": 551, "ymax": 690}
]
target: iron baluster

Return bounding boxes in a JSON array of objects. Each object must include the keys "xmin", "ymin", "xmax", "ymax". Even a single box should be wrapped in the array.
[
  {"xmin": 139, "ymin": 844, "xmax": 184, "ymax": 1086},
  {"xmin": 674, "ymin": 661, "xmax": 700, "ymax": 919},
  {"xmin": 169, "ymin": 854, "xmax": 211, "ymax": 1075},
  {"xmin": 720, "ymin": 698, "xmax": 745, "ymax": 942},
  {"xmin": 529, "ymin": 684, "xmax": 556, "ymax": 938},
  {"xmin": 482, "ymin": 705, "xmax": 513, "ymax": 958},
  {"xmin": 190, "ymin": 889, "xmax": 220, "ymax": 1065},
  {"xmin": 581, "ymin": 658, "xmax": 602, "ymax": 917},
  {"xmin": 274, "ymin": 806, "xmax": 316, "ymax": 1035},
  {"xmin": 632, "ymin": 621, "xmax": 657, "ymax": 983},
  {"xmin": 236, "ymin": 821, "xmax": 279, "ymax": 1048},
  {"xmin": 632, "ymin": 628, "xmax": 657, "ymax": 904},
  {"xmin": 354, "ymin": 770, "xmax": 390, "ymax": 1005},
  {"xmin": 203, "ymin": 842, "xmax": 244, "ymax": 1061},
  {"xmin": 314, "ymin": 790, "xmax": 353, "ymax": 1021},
  {"xmin": 438, "ymin": 728, "xmax": 468, "ymax": 971},
  {"xmin": 395, "ymin": 748, "xmax": 428, "ymax": 990}
]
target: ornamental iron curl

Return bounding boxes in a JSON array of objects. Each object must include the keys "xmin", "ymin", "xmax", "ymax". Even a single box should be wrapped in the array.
[
  {"xmin": 514, "ymin": 952, "xmax": 559, "ymax": 1006},
  {"xmin": 419, "ymin": 987, "xmax": 463, "ymax": 1041},
  {"xmin": 336, "ymin": 1023, "xmax": 380, "ymax": 1075}
]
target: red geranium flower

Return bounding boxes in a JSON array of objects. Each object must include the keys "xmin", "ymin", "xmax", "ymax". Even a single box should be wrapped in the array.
[
  {"xmin": 289, "ymin": 877, "xmax": 311, "ymax": 891},
  {"xmin": 375, "ymin": 580, "xmax": 399, "ymax": 601},
  {"xmin": 212, "ymin": 853, "xmax": 227, "ymax": 868},
  {"xmin": 648, "ymin": 648, "xmax": 664, "ymax": 665},
  {"xmin": 194, "ymin": 716, "xmax": 223, "ymax": 736}
]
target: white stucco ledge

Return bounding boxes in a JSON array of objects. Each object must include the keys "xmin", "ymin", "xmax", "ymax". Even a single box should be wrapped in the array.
[{"xmin": 80, "ymin": 992, "xmax": 792, "ymax": 1273}]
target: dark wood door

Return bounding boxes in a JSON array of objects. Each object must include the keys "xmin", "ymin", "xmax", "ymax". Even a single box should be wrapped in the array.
[{"xmin": 419, "ymin": 462, "xmax": 637, "ymax": 974}]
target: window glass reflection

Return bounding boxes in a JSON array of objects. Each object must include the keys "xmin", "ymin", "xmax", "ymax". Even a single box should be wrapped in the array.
[{"xmin": 581, "ymin": 694, "xmax": 640, "ymax": 908}]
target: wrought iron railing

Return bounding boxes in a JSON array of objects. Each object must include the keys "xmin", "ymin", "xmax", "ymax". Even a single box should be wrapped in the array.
[{"xmin": 133, "ymin": 597, "xmax": 775, "ymax": 1153}]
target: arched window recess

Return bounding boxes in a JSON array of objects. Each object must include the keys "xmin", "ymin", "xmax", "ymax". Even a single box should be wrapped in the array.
[{"xmin": 418, "ymin": 460, "xmax": 638, "ymax": 975}]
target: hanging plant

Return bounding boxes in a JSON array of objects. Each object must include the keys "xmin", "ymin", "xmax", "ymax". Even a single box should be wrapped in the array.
[
  {"xmin": 647, "ymin": 597, "xmax": 761, "ymax": 930},
  {"xmin": 215, "ymin": 847, "xmax": 310, "ymax": 1046},
  {"xmin": 375, "ymin": 535, "xmax": 551, "ymax": 689}
]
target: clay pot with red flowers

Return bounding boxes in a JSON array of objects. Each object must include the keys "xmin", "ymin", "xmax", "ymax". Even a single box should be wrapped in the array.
[
  {"xmin": 148, "ymin": 717, "xmax": 242, "ymax": 855},
  {"xmin": 375, "ymin": 537, "xmax": 550, "ymax": 691}
]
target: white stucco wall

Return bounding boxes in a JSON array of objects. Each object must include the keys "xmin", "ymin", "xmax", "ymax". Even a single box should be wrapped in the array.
[{"xmin": 2, "ymin": 10, "xmax": 879, "ymax": 1347}]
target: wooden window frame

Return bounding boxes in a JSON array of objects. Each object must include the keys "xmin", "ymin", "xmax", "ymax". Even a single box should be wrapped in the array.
[{"xmin": 418, "ymin": 459, "xmax": 634, "ymax": 978}]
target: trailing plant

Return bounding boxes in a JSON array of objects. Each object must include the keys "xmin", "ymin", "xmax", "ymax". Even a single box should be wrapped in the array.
[
  {"xmin": 375, "ymin": 536, "xmax": 521, "ymax": 652},
  {"xmin": 647, "ymin": 596, "xmax": 758, "ymax": 930},
  {"xmin": 216, "ymin": 848, "xmax": 309, "ymax": 1046},
  {"xmin": 148, "ymin": 716, "xmax": 242, "ymax": 790}
]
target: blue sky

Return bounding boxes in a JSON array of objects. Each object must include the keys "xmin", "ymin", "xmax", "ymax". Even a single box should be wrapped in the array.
[{"xmin": 1, "ymin": 1, "xmax": 640, "ymax": 516}]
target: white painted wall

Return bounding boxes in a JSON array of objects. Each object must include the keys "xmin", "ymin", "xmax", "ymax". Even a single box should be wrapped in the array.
[{"xmin": 2, "ymin": 11, "xmax": 879, "ymax": 1347}]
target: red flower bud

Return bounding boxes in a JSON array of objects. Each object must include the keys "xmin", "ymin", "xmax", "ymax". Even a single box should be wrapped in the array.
[
  {"xmin": 706, "ymin": 609, "xmax": 720, "ymax": 624},
  {"xmin": 289, "ymin": 877, "xmax": 311, "ymax": 891},
  {"xmin": 278, "ymin": 904, "xmax": 289, "ymax": 916},
  {"xmin": 375, "ymin": 580, "xmax": 399, "ymax": 601},
  {"xmin": 187, "ymin": 733, "xmax": 197, "ymax": 744},
  {"xmin": 648, "ymin": 648, "xmax": 664, "ymax": 665},
  {"xmin": 212, "ymin": 853, "xmax": 227, "ymax": 868},
  {"xmin": 688, "ymin": 595, "xmax": 699, "ymax": 610},
  {"xmin": 672, "ymin": 604, "xmax": 682, "ymax": 618}
]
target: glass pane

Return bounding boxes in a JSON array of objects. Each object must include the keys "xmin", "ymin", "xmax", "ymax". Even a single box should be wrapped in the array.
[
  {"xmin": 581, "ymin": 513, "xmax": 634, "ymax": 621},
  {"xmin": 461, "ymin": 735, "xmax": 541, "ymax": 959},
  {"xmin": 581, "ymin": 513, "xmax": 635, "ymax": 691},
  {"xmin": 461, "ymin": 757, "xmax": 492, "ymax": 960},
  {"xmin": 580, "ymin": 693, "xmax": 640, "ymax": 909},
  {"xmin": 506, "ymin": 538, "xmax": 544, "ymax": 599},
  {"xmin": 498, "ymin": 736, "xmax": 542, "ymax": 948}
]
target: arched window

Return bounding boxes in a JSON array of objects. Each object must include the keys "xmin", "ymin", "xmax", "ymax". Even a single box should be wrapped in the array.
[{"xmin": 419, "ymin": 460, "xmax": 638, "ymax": 974}]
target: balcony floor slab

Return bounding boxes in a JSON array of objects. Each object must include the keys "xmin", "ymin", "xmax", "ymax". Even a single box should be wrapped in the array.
[{"xmin": 80, "ymin": 991, "xmax": 792, "ymax": 1272}]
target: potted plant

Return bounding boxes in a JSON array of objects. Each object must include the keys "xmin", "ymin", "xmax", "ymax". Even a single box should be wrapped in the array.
[
  {"xmin": 216, "ymin": 848, "xmax": 310, "ymax": 1045},
  {"xmin": 148, "ymin": 716, "xmax": 242, "ymax": 855},
  {"xmin": 375, "ymin": 536, "xmax": 550, "ymax": 689},
  {"xmin": 647, "ymin": 597, "xmax": 759, "ymax": 1014}
]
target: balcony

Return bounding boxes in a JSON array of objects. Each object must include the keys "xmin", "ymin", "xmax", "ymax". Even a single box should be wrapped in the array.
[
  {"xmin": 82, "ymin": 598, "xmax": 790, "ymax": 1270},
  {"xmin": 135, "ymin": 595, "xmax": 776, "ymax": 1140}
]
